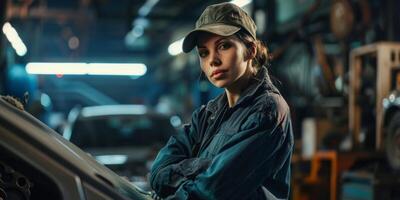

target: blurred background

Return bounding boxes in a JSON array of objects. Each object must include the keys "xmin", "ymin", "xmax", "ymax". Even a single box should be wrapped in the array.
[{"xmin": 1, "ymin": 0, "xmax": 400, "ymax": 199}]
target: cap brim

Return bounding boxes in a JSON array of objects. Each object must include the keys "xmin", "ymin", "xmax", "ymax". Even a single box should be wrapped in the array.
[{"xmin": 182, "ymin": 24, "xmax": 241, "ymax": 53}]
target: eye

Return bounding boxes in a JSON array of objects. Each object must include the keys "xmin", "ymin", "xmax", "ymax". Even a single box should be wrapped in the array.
[
  {"xmin": 198, "ymin": 50, "xmax": 208, "ymax": 58},
  {"xmin": 218, "ymin": 42, "xmax": 231, "ymax": 50}
]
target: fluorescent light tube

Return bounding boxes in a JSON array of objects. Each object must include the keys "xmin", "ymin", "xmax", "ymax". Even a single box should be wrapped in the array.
[
  {"xmin": 95, "ymin": 155, "xmax": 128, "ymax": 165},
  {"xmin": 81, "ymin": 105, "xmax": 147, "ymax": 117},
  {"xmin": 26, "ymin": 62, "xmax": 87, "ymax": 75},
  {"xmin": 87, "ymin": 63, "xmax": 147, "ymax": 76},
  {"xmin": 25, "ymin": 62, "xmax": 147, "ymax": 76},
  {"xmin": 2, "ymin": 22, "xmax": 27, "ymax": 56}
]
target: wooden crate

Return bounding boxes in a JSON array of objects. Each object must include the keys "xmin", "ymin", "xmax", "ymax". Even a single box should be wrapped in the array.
[{"xmin": 349, "ymin": 42, "xmax": 400, "ymax": 149}]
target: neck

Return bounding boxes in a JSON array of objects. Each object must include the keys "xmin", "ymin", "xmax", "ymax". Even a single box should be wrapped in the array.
[
  {"xmin": 225, "ymin": 90, "xmax": 240, "ymax": 108},
  {"xmin": 225, "ymin": 71, "xmax": 252, "ymax": 107}
]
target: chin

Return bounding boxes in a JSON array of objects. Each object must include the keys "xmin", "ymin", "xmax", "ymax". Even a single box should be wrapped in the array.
[{"xmin": 210, "ymin": 80, "xmax": 230, "ymax": 88}]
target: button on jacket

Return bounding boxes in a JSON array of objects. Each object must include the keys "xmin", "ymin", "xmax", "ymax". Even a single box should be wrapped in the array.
[{"xmin": 150, "ymin": 67, "xmax": 294, "ymax": 200}]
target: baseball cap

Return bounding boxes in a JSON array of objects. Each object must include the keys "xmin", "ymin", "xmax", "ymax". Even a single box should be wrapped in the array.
[{"xmin": 182, "ymin": 2, "xmax": 257, "ymax": 53}]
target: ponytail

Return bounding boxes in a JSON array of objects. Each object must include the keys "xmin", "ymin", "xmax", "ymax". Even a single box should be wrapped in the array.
[{"xmin": 234, "ymin": 30, "xmax": 271, "ymax": 73}]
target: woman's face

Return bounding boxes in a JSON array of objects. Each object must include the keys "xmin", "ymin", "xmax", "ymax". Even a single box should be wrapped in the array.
[{"xmin": 196, "ymin": 32, "xmax": 252, "ymax": 90}]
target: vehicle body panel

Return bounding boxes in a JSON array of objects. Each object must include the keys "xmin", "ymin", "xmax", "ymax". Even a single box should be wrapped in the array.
[{"xmin": 0, "ymin": 98, "xmax": 152, "ymax": 200}]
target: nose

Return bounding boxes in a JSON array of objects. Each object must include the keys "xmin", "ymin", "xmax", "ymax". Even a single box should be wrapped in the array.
[{"xmin": 209, "ymin": 51, "xmax": 221, "ymax": 67}]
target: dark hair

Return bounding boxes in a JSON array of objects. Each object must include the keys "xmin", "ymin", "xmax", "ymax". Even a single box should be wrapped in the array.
[{"xmin": 234, "ymin": 30, "xmax": 271, "ymax": 73}]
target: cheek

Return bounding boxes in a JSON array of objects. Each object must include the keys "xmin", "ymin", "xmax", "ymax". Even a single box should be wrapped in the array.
[
  {"xmin": 231, "ymin": 52, "xmax": 248, "ymax": 75},
  {"xmin": 229, "ymin": 52, "xmax": 244, "ymax": 69},
  {"xmin": 226, "ymin": 47, "xmax": 244, "ymax": 63},
  {"xmin": 199, "ymin": 61, "xmax": 209, "ymax": 73},
  {"xmin": 236, "ymin": 48, "xmax": 246, "ymax": 62},
  {"xmin": 199, "ymin": 63, "xmax": 206, "ymax": 72}
]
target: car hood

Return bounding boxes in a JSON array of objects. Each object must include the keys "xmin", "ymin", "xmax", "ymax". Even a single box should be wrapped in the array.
[
  {"xmin": 0, "ymin": 99, "xmax": 152, "ymax": 200},
  {"xmin": 85, "ymin": 146, "xmax": 151, "ymax": 157}
]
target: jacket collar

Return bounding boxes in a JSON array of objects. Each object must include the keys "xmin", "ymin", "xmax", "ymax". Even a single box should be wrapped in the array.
[{"xmin": 206, "ymin": 67, "xmax": 279, "ymax": 113}]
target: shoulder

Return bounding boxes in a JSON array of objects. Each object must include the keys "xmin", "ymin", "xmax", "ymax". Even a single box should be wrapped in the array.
[
  {"xmin": 246, "ymin": 91, "xmax": 290, "ymax": 128},
  {"xmin": 192, "ymin": 104, "xmax": 207, "ymax": 119},
  {"xmin": 256, "ymin": 91, "xmax": 289, "ymax": 115},
  {"xmin": 186, "ymin": 104, "xmax": 209, "ymax": 130},
  {"xmin": 192, "ymin": 92, "xmax": 224, "ymax": 119}
]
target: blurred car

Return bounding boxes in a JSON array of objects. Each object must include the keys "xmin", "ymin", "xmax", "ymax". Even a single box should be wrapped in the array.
[
  {"xmin": 0, "ymin": 97, "xmax": 152, "ymax": 200},
  {"xmin": 62, "ymin": 105, "xmax": 180, "ymax": 190}
]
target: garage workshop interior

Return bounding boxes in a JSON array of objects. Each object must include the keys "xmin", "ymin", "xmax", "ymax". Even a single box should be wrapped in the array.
[{"xmin": 1, "ymin": 0, "xmax": 400, "ymax": 199}]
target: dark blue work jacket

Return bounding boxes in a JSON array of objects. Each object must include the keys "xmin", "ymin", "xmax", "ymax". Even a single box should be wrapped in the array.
[{"xmin": 150, "ymin": 67, "xmax": 294, "ymax": 200}]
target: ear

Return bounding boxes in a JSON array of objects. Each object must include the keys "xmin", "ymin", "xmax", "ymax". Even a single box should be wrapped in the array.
[{"xmin": 245, "ymin": 42, "xmax": 257, "ymax": 61}]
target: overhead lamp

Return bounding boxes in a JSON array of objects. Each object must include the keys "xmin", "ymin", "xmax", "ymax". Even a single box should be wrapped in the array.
[
  {"xmin": 25, "ymin": 62, "xmax": 147, "ymax": 76},
  {"xmin": 81, "ymin": 105, "xmax": 148, "ymax": 117},
  {"xmin": 2, "ymin": 22, "xmax": 27, "ymax": 56},
  {"xmin": 230, "ymin": 0, "xmax": 252, "ymax": 8},
  {"xmin": 86, "ymin": 63, "xmax": 147, "ymax": 76},
  {"xmin": 26, "ymin": 62, "xmax": 86, "ymax": 75},
  {"xmin": 95, "ymin": 155, "xmax": 128, "ymax": 165},
  {"xmin": 168, "ymin": 38, "xmax": 184, "ymax": 56},
  {"xmin": 168, "ymin": 0, "xmax": 253, "ymax": 56},
  {"xmin": 138, "ymin": 0, "xmax": 160, "ymax": 16},
  {"xmin": 125, "ymin": 0, "xmax": 160, "ymax": 46}
]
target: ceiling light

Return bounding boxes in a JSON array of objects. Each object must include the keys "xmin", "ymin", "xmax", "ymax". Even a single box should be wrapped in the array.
[
  {"xmin": 95, "ymin": 155, "xmax": 128, "ymax": 165},
  {"xmin": 138, "ymin": 0, "xmax": 160, "ymax": 16},
  {"xmin": 81, "ymin": 105, "xmax": 147, "ymax": 117},
  {"xmin": 87, "ymin": 63, "xmax": 147, "ymax": 76},
  {"xmin": 168, "ymin": 38, "xmax": 184, "ymax": 56},
  {"xmin": 25, "ymin": 62, "xmax": 147, "ymax": 76},
  {"xmin": 2, "ymin": 22, "xmax": 27, "ymax": 56},
  {"xmin": 26, "ymin": 62, "xmax": 87, "ymax": 75},
  {"xmin": 230, "ymin": 0, "xmax": 252, "ymax": 7},
  {"xmin": 125, "ymin": 0, "xmax": 159, "ymax": 46}
]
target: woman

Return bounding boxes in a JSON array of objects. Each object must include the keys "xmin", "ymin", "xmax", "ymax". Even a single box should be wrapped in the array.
[{"xmin": 150, "ymin": 2, "xmax": 294, "ymax": 200}]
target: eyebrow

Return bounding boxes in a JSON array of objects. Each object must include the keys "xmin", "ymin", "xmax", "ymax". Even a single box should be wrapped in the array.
[{"xmin": 197, "ymin": 37, "xmax": 229, "ymax": 49}]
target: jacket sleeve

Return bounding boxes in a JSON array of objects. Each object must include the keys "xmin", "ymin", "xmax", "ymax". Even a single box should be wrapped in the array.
[
  {"xmin": 166, "ymin": 101, "xmax": 294, "ymax": 200},
  {"xmin": 150, "ymin": 107, "xmax": 211, "ymax": 197}
]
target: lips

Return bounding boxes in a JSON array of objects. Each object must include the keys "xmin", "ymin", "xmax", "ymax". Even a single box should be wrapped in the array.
[{"xmin": 211, "ymin": 69, "xmax": 227, "ymax": 78}]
